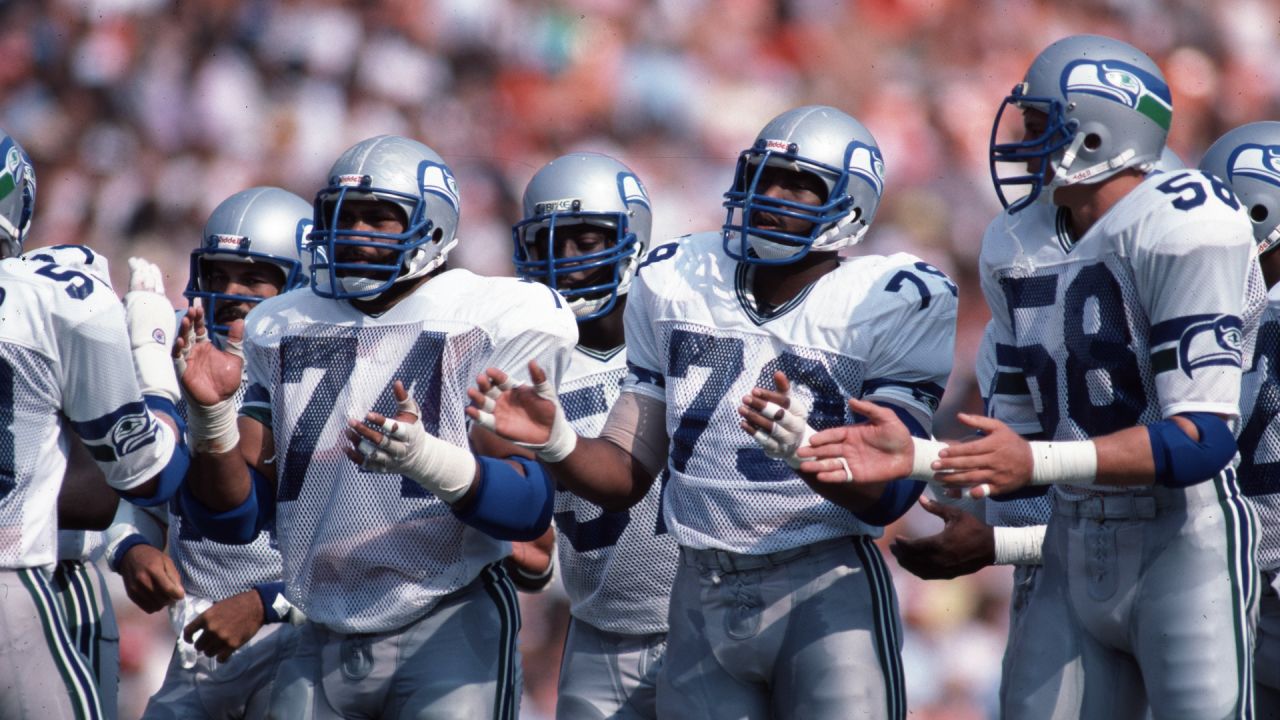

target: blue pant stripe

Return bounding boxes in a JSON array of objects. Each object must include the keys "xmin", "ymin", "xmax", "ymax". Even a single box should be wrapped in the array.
[
  {"xmin": 854, "ymin": 536, "xmax": 906, "ymax": 720},
  {"xmin": 22, "ymin": 568, "xmax": 103, "ymax": 720}
]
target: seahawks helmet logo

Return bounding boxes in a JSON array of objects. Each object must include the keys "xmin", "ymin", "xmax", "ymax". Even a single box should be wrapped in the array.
[
  {"xmin": 1228, "ymin": 144, "xmax": 1280, "ymax": 189},
  {"xmin": 847, "ymin": 142, "xmax": 885, "ymax": 197},
  {"xmin": 1062, "ymin": 60, "xmax": 1172, "ymax": 131},
  {"xmin": 421, "ymin": 163, "xmax": 460, "ymax": 211},
  {"xmin": 620, "ymin": 172, "xmax": 650, "ymax": 209},
  {"xmin": 0, "ymin": 140, "xmax": 30, "ymax": 204}
]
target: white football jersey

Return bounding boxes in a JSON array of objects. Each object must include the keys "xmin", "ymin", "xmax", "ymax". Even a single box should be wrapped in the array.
[
  {"xmin": 242, "ymin": 270, "xmax": 577, "ymax": 633},
  {"xmin": 981, "ymin": 169, "xmax": 1265, "ymax": 504},
  {"xmin": 0, "ymin": 247, "xmax": 176, "ymax": 570},
  {"xmin": 172, "ymin": 368, "xmax": 285, "ymax": 601},
  {"xmin": 624, "ymin": 232, "xmax": 957, "ymax": 554},
  {"xmin": 1239, "ymin": 283, "xmax": 1280, "ymax": 571},
  {"xmin": 555, "ymin": 344, "xmax": 678, "ymax": 635}
]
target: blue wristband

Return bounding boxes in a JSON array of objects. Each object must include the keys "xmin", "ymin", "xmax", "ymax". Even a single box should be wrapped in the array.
[
  {"xmin": 453, "ymin": 456, "xmax": 555, "ymax": 541},
  {"xmin": 254, "ymin": 581, "xmax": 288, "ymax": 624},
  {"xmin": 1147, "ymin": 412, "xmax": 1236, "ymax": 488},
  {"xmin": 109, "ymin": 534, "xmax": 155, "ymax": 573}
]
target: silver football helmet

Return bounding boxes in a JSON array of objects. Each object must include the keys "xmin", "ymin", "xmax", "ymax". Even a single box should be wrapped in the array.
[
  {"xmin": 0, "ymin": 130, "xmax": 36, "ymax": 258},
  {"xmin": 513, "ymin": 152, "xmax": 652, "ymax": 321},
  {"xmin": 723, "ymin": 105, "xmax": 885, "ymax": 264},
  {"xmin": 990, "ymin": 34, "xmax": 1171, "ymax": 211},
  {"xmin": 185, "ymin": 186, "xmax": 311, "ymax": 334},
  {"xmin": 1200, "ymin": 121, "xmax": 1280, "ymax": 255},
  {"xmin": 309, "ymin": 135, "xmax": 461, "ymax": 300}
]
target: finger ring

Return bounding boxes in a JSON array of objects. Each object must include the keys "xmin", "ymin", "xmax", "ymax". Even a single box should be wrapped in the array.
[
  {"xmin": 358, "ymin": 438, "xmax": 378, "ymax": 459},
  {"xmin": 974, "ymin": 483, "xmax": 992, "ymax": 498},
  {"xmin": 838, "ymin": 457, "xmax": 853, "ymax": 483}
]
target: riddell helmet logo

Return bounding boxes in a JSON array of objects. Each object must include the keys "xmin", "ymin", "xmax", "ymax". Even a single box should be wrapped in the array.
[
  {"xmin": 763, "ymin": 139, "xmax": 791, "ymax": 153},
  {"xmin": 208, "ymin": 233, "xmax": 248, "ymax": 250},
  {"xmin": 534, "ymin": 198, "xmax": 577, "ymax": 216},
  {"xmin": 337, "ymin": 174, "xmax": 366, "ymax": 187}
]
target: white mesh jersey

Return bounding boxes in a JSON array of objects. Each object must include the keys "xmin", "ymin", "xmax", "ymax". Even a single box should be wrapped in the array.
[
  {"xmin": 624, "ymin": 232, "xmax": 957, "ymax": 554},
  {"xmin": 241, "ymin": 269, "xmax": 577, "ymax": 632},
  {"xmin": 554, "ymin": 344, "xmax": 678, "ymax": 635},
  {"xmin": 0, "ymin": 247, "xmax": 176, "ymax": 570},
  {"xmin": 1239, "ymin": 283, "xmax": 1280, "ymax": 570},
  {"xmin": 981, "ymin": 170, "xmax": 1265, "ymax": 504},
  {"xmin": 974, "ymin": 319, "xmax": 1052, "ymax": 528},
  {"xmin": 57, "ymin": 530, "xmax": 104, "ymax": 563},
  {"xmin": 172, "ymin": 372, "xmax": 284, "ymax": 602}
]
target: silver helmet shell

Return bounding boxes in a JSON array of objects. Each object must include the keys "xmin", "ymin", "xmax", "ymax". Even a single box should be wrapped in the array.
[
  {"xmin": 185, "ymin": 186, "xmax": 311, "ymax": 334},
  {"xmin": 722, "ymin": 105, "xmax": 885, "ymax": 264},
  {"xmin": 309, "ymin": 135, "xmax": 461, "ymax": 300},
  {"xmin": 1200, "ymin": 121, "xmax": 1280, "ymax": 255},
  {"xmin": 513, "ymin": 152, "xmax": 652, "ymax": 321},
  {"xmin": 0, "ymin": 131, "xmax": 36, "ymax": 258},
  {"xmin": 990, "ymin": 34, "xmax": 1171, "ymax": 211}
]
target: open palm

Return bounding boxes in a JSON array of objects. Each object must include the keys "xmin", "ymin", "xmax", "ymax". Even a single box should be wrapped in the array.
[
  {"xmin": 175, "ymin": 307, "xmax": 243, "ymax": 407},
  {"xmin": 467, "ymin": 362, "xmax": 557, "ymax": 446}
]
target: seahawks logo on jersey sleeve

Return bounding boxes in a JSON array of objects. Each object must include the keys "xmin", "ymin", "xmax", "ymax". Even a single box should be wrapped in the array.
[
  {"xmin": 70, "ymin": 400, "xmax": 159, "ymax": 462},
  {"xmin": 1150, "ymin": 313, "xmax": 1244, "ymax": 377}
]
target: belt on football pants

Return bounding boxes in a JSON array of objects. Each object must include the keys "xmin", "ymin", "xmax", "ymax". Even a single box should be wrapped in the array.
[
  {"xmin": 1054, "ymin": 495, "xmax": 1157, "ymax": 520},
  {"xmin": 679, "ymin": 536, "xmax": 853, "ymax": 574}
]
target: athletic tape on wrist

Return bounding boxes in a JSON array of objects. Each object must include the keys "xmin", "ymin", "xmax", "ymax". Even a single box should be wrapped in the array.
[
  {"xmin": 909, "ymin": 439, "xmax": 948, "ymax": 482},
  {"xmin": 532, "ymin": 379, "xmax": 577, "ymax": 463},
  {"xmin": 1028, "ymin": 440, "xmax": 1097, "ymax": 485},
  {"xmin": 185, "ymin": 397, "xmax": 240, "ymax": 455},
  {"xmin": 993, "ymin": 524, "xmax": 1047, "ymax": 566}
]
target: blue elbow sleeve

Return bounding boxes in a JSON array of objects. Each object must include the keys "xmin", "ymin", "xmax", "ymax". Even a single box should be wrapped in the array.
[
  {"xmin": 454, "ymin": 456, "xmax": 555, "ymax": 541},
  {"xmin": 122, "ymin": 395, "xmax": 191, "ymax": 507},
  {"xmin": 853, "ymin": 401, "xmax": 927, "ymax": 526},
  {"xmin": 1148, "ymin": 412, "xmax": 1236, "ymax": 488},
  {"xmin": 178, "ymin": 466, "xmax": 274, "ymax": 544}
]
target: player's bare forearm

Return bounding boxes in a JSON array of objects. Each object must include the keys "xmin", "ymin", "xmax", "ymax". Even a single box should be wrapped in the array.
[
  {"xmin": 59, "ymin": 434, "xmax": 119, "ymax": 530},
  {"xmin": 187, "ymin": 448, "xmax": 252, "ymax": 511},
  {"xmin": 551, "ymin": 436, "xmax": 655, "ymax": 512},
  {"xmin": 1092, "ymin": 415, "xmax": 1209, "ymax": 485}
]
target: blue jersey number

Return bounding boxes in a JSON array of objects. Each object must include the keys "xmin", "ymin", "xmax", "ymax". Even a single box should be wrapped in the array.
[
  {"xmin": 667, "ymin": 329, "xmax": 860, "ymax": 481},
  {"xmin": 1239, "ymin": 320, "xmax": 1280, "ymax": 496},
  {"xmin": 1157, "ymin": 172, "xmax": 1240, "ymax": 212},
  {"xmin": 884, "ymin": 262, "xmax": 958, "ymax": 311},
  {"xmin": 277, "ymin": 332, "xmax": 447, "ymax": 502},
  {"xmin": 1000, "ymin": 263, "xmax": 1147, "ymax": 438}
]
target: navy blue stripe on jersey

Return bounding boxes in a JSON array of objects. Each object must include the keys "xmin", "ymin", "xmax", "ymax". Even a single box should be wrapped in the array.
[
  {"xmin": 994, "ymin": 342, "xmax": 1021, "ymax": 366},
  {"xmin": 21, "ymin": 567, "xmax": 104, "ymax": 720},
  {"xmin": 626, "ymin": 361, "xmax": 665, "ymax": 389},
  {"xmin": 69, "ymin": 400, "xmax": 152, "ymax": 441},
  {"xmin": 862, "ymin": 378, "xmax": 945, "ymax": 410},
  {"xmin": 243, "ymin": 382, "xmax": 269, "ymax": 407},
  {"xmin": 994, "ymin": 372, "xmax": 1030, "ymax": 396},
  {"xmin": 853, "ymin": 536, "xmax": 906, "ymax": 720}
]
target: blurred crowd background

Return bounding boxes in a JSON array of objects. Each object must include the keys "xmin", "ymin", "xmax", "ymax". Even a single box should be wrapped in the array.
[{"xmin": 3, "ymin": 0, "xmax": 1277, "ymax": 717}]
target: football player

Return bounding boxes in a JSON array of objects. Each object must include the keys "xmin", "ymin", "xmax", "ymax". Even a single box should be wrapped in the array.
[
  {"xmin": 798, "ymin": 36, "xmax": 1261, "ymax": 718},
  {"xmin": 176, "ymin": 136, "xmax": 577, "ymax": 719},
  {"xmin": 471, "ymin": 106, "xmax": 956, "ymax": 719},
  {"xmin": 107, "ymin": 187, "xmax": 310, "ymax": 719},
  {"xmin": 1201, "ymin": 121, "xmax": 1280, "ymax": 719},
  {"xmin": 0, "ymin": 128, "xmax": 190, "ymax": 719},
  {"xmin": 507, "ymin": 152, "xmax": 679, "ymax": 719}
]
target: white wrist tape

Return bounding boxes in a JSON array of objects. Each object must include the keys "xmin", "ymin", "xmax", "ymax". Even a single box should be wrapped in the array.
[
  {"xmin": 1028, "ymin": 440, "xmax": 1098, "ymax": 485},
  {"xmin": 747, "ymin": 399, "xmax": 816, "ymax": 469},
  {"xmin": 993, "ymin": 524, "xmax": 1047, "ymax": 565},
  {"xmin": 185, "ymin": 397, "xmax": 241, "ymax": 455},
  {"xmin": 104, "ymin": 501, "xmax": 168, "ymax": 555},
  {"xmin": 529, "ymin": 378, "xmax": 577, "ymax": 463},
  {"xmin": 357, "ymin": 394, "xmax": 477, "ymax": 504},
  {"xmin": 909, "ymin": 439, "xmax": 948, "ymax": 482}
]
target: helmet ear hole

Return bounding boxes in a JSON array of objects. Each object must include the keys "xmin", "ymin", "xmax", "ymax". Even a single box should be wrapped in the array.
[
  {"xmin": 1252, "ymin": 204, "xmax": 1269, "ymax": 223},
  {"xmin": 1083, "ymin": 133, "xmax": 1102, "ymax": 151},
  {"xmin": 431, "ymin": 227, "xmax": 444, "ymax": 243}
]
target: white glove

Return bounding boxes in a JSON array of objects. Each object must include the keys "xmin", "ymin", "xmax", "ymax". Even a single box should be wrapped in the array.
[
  {"xmin": 355, "ymin": 393, "xmax": 477, "ymax": 504},
  {"xmin": 124, "ymin": 257, "xmax": 181, "ymax": 404},
  {"xmin": 175, "ymin": 299, "xmax": 241, "ymax": 455},
  {"xmin": 471, "ymin": 376, "xmax": 578, "ymax": 463},
  {"xmin": 745, "ymin": 397, "xmax": 817, "ymax": 469}
]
